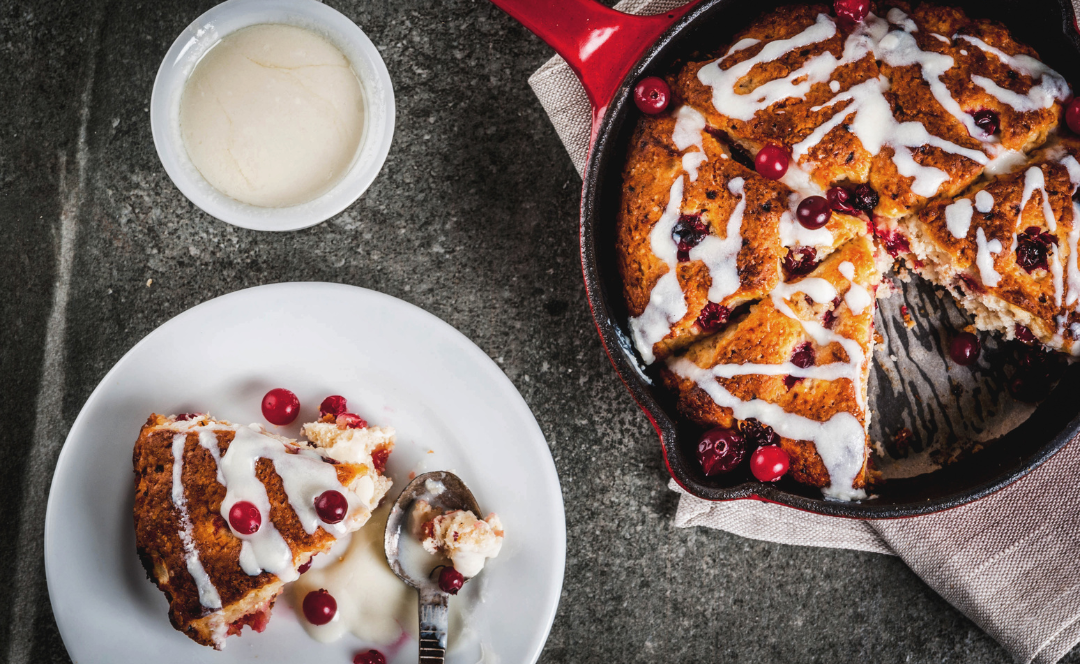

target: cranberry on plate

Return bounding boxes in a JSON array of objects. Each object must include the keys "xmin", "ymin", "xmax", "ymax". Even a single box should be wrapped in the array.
[
  {"xmin": 302, "ymin": 589, "xmax": 337, "ymax": 625},
  {"xmin": 314, "ymin": 490, "xmax": 348, "ymax": 524},
  {"xmin": 228, "ymin": 501, "xmax": 262, "ymax": 535},
  {"xmin": 634, "ymin": 76, "xmax": 671, "ymax": 115},
  {"xmin": 949, "ymin": 332, "xmax": 981, "ymax": 366},
  {"xmin": 354, "ymin": 650, "xmax": 388, "ymax": 664},
  {"xmin": 261, "ymin": 388, "xmax": 300, "ymax": 425},
  {"xmin": 796, "ymin": 196, "xmax": 832, "ymax": 229},
  {"xmin": 438, "ymin": 566, "xmax": 465, "ymax": 594},
  {"xmin": 697, "ymin": 427, "xmax": 747, "ymax": 476},
  {"xmin": 755, "ymin": 144, "xmax": 789, "ymax": 180},
  {"xmin": 834, "ymin": 0, "xmax": 870, "ymax": 23},
  {"xmin": 750, "ymin": 445, "xmax": 791, "ymax": 482}
]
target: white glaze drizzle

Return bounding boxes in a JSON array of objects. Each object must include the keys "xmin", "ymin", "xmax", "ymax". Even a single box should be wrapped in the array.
[
  {"xmin": 930, "ymin": 32, "xmax": 950, "ymax": 43},
  {"xmin": 886, "ymin": 8, "xmax": 918, "ymax": 33},
  {"xmin": 974, "ymin": 190, "xmax": 994, "ymax": 214},
  {"xmin": 171, "ymin": 432, "xmax": 223, "ymax": 610},
  {"xmin": 945, "ymin": 197, "xmax": 973, "ymax": 239},
  {"xmin": 1068, "ymin": 201, "xmax": 1080, "ymax": 309},
  {"xmin": 838, "ymin": 261, "xmax": 872, "ymax": 315},
  {"xmin": 955, "ymin": 35, "xmax": 1070, "ymax": 112},
  {"xmin": 629, "ymin": 177, "xmax": 688, "ymax": 364},
  {"xmin": 1014, "ymin": 167, "xmax": 1057, "ymax": 245},
  {"xmin": 975, "ymin": 227, "xmax": 1003, "ymax": 287},
  {"xmin": 197, "ymin": 424, "xmax": 362, "ymax": 581},
  {"xmin": 688, "ymin": 177, "xmax": 746, "ymax": 302}
]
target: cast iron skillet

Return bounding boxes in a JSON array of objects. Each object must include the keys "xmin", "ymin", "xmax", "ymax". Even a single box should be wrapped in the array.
[{"xmin": 490, "ymin": 0, "xmax": 1080, "ymax": 517}]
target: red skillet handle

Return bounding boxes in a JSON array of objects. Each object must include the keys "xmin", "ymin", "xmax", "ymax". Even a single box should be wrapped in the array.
[{"xmin": 489, "ymin": 0, "xmax": 699, "ymax": 136}]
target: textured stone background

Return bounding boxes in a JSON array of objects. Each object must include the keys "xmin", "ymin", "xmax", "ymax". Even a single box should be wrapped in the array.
[{"xmin": 1, "ymin": 0, "xmax": 1076, "ymax": 662}]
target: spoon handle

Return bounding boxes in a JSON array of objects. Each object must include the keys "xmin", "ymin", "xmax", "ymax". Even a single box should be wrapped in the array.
[{"xmin": 418, "ymin": 589, "xmax": 448, "ymax": 663}]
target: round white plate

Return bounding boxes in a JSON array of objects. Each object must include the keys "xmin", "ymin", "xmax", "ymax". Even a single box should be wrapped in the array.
[{"xmin": 45, "ymin": 283, "xmax": 565, "ymax": 663}]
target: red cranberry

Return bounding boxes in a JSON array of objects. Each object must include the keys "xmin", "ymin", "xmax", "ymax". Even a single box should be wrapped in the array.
[
  {"xmin": 826, "ymin": 186, "xmax": 856, "ymax": 214},
  {"xmin": 354, "ymin": 650, "xmax": 388, "ymax": 664},
  {"xmin": 175, "ymin": 413, "xmax": 201, "ymax": 421},
  {"xmin": 1016, "ymin": 226, "xmax": 1058, "ymax": 273},
  {"xmin": 852, "ymin": 184, "xmax": 878, "ymax": 214},
  {"xmin": 439, "ymin": 566, "xmax": 465, "ymax": 594},
  {"xmin": 302, "ymin": 589, "xmax": 337, "ymax": 625},
  {"xmin": 696, "ymin": 302, "xmax": 731, "ymax": 332},
  {"xmin": 755, "ymin": 144, "xmax": 789, "ymax": 180},
  {"xmin": 740, "ymin": 419, "xmax": 779, "ymax": 448},
  {"xmin": 336, "ymin": 412, "xmax": 368, "ymax": 429},
  {"xmin": 319, "ymin": 395, "xmax": 348, "ymax": 418},
  {"xmin": 314, "ymin": 490, "xmax": 348, "ymax": 524},
  {"xmin": 673, "ymin": 214, "xmax": 708, "ymax": 262},
  {"xmin": 822, "ymin": 297, "xmax": 842, "ymax": 329},
  {"xmin": 972, "ymin": 109, "xmax": 1000, "ymax": 137},
  {"xmin": 875, "ymin": 227, "xmax": 911, "ymax": 257},
  {"xmin": 1067, "ymin": 98, "xmax": 1080, "ymax": 134},
  {"xmin": 834, "ymin": 0, "xmax": 870, "ymax": 23},
  {"xmin": 371, "ymin": 447, "xmax": 390, "ymax": 474},
  {"xmin": 261, "ymin": 388, "xmax": 300, "ymax": 426},
  {"xmin": 228, "ymin": 501, "xmax": 262, "ymax": 535},
  {"xmin": 790, "ymin": 341, "xmax": 816, "ymax": 368},
  {"xmin": 1015, "ymin": 324, "xmax": 1037, "ymax": 344},
  {"xmin": 633, "ymin": 77, "xmax": 671, "ymax": 115},
  {"xmin": 750, "ymin": 445, "xmax": 790, "ymax": 482},
  {"xmin": 949, "ymin": 332, "xmax": 981, "ymax": 366},
  {"xmin": 796, "ymin": 196, "xmax": 832, "ymax": 229},
  {"xmin": 783, "ymin": 246, "xmax": 819, "ymax": 277},
  {"xmin": 697, "ymin": 427, "xmax": 747, "ymax": 476},
  {"xmin": 298, "ymin": 556, "xmax": 315, "ymax": 574}
]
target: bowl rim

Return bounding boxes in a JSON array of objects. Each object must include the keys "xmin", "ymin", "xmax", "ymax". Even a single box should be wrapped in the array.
[{"xmin": 149, "ymin": 0, "xmax": 395, "ymax": 232}]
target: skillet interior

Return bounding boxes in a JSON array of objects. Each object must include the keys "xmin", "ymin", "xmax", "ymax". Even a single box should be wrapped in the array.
[{"xmin": 581, "ymin": 0, "xmax": 1080, "ymax": 517}]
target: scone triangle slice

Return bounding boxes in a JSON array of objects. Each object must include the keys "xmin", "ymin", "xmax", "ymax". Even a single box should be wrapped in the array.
[{"xmin": 662, "ymin": 235, "xmax": 885, "ymax": 499}]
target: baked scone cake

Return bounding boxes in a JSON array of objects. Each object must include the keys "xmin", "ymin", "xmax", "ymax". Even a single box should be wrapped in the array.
[
  {"xmin": 663, "ymin": 235, "xmax": 887, "ymax": 499},
  {"xmin": 132, "ymin": 413, "xmax": 394, "ymax": 648},
  {"xmin": 617, "ymin": 1, "xmax": 1077, "ymax": 499},
  {"xmin": 904, "ymin": 141, "xmax": 1080, "ymax": 352}
]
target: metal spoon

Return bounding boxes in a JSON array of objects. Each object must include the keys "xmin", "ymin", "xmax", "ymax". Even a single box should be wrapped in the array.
[{"xmin": 384, "ymin": 471, "xmax": 482, "ymax": 664}]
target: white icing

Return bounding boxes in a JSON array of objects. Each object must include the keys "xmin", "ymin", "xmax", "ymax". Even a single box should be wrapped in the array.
[
  {"xmin": 197, "ymin": 424, "xmax": 365, "ymax": 581},
  {"xmin": 1067, "ymin": 202, "xmax": 1080, "ymax": 308},
  {"xmin": 1061, "ymin": 155, "xmax": 1080, "ymax": 186},
  {"xmin": 931, "ymin": 33, "xmax": 950, "ymax": 43},
  {"xmin": 682, "ymin": 152, "xmax": 708, "ymax": 182},
  {"xmin": 1050, "ymin": 243, "xmax": 1064, "ymax": 307},
  {"xmin": 838, "ymin": 261, "xmax": 872, "ymax": 315},
  {"xmin": 944, "ymin": 197, "xmax": 973, "ymax": 239},
  {"xmin": 688, "ymin": 177, "xmax": 746, "ymax": 302},
  {"xmin": 780, "ymin": 209, "xmax": 834, "ymax": 247},
  {"xmin": 985, "ymin": 149, "xmax": 1027, "ymax": 175},
  {"xmin": 1015, "ymin": 167, "xmax": 1057, "ymax": 242},
  {"xmin": 171, "ymin": 433, "xmax": 223, "ymax": 611},
  {"xmin": 886, "ymin": 8, "xmax": 918, "ymax": 33},
  {"xmin": 956, "ymin": 35, "xmax": 1070, "ymax": 111},
  {"xmin": 829, "ymin": 80, "xmax": 841, "ymax": 93},
  {"xmin": 672, "ymin": 105, "xmax": 706, "ymax": 152},
  {"xmin": 779, "ymin": 165, "xmax": 824, "ymax": 199},
  {"xmin": 669, "ymin": 357, "xmax": 868, "ymax": 501},
  {"xmin": 974, "ymin": 190, "xmax": 994, "ymax": 214},
  {"xmin": 771, "ymin": 277, "xmax": 838, "ymax": 304},
  {"xmin": 725, "ymin": 37, "xmax": 761, "ymax": 57},
  {"xmin": 975, "ymin": 227, "xmax": 1003, "ymax": 287},
  {"xmin": 629, "ymin": 177, "xmax": 688, "ymax": 364}
]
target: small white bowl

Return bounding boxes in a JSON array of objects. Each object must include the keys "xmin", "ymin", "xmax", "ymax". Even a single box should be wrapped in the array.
[{"xmin": 150, "ymin": 0, "xmax": 395, "ymax": 232}]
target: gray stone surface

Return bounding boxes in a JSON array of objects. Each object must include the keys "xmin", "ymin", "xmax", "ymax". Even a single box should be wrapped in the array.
[{"xmin": 1, "ymin": 0, "xmax": 1075, "ymax": 662}]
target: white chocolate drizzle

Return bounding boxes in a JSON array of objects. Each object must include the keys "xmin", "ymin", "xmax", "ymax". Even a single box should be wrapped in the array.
[
  {"xmin": 170, "ymin": 433, "xmax": 223, "ymax": 611},
  {"xmin": 975, "ymin": 227, "xmax": 1003, "ymax": 287},
  {"xmin": 955, "ymin": 35, "xmax": 1070, "ymax": 112},
  {"xmin": 838, "ymin": 261, "xmax": 872, "ymax": 315},
  {"xmin": 629, "ymin": 177, "xmax": 688, "ymax": 364},
  {"xmin": 688, "ymin": 177, "xmax": 746, "ymax": 303},
  {"xmin": 945, "ymin": 198, "xmax": 974, "ymax": 239},
  {"xmin": 974, "ymin": 190, "xmax": 994, "ymax": 214}
]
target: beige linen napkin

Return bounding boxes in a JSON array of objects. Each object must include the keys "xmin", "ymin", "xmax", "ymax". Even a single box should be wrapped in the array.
[{"xmin": 527, "ymin": 2, "xmax": 1080, "ymax": 661}]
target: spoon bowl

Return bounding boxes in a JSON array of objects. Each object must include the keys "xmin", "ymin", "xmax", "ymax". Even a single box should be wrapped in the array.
[{"xmin": 384, "ymin": 471, "xmax": 483, "ymax": 663}]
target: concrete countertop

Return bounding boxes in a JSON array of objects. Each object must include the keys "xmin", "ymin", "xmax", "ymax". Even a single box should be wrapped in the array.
[{"xmin": 1, "ymin": 0, "xmax": 1074, "ymax": 661}]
